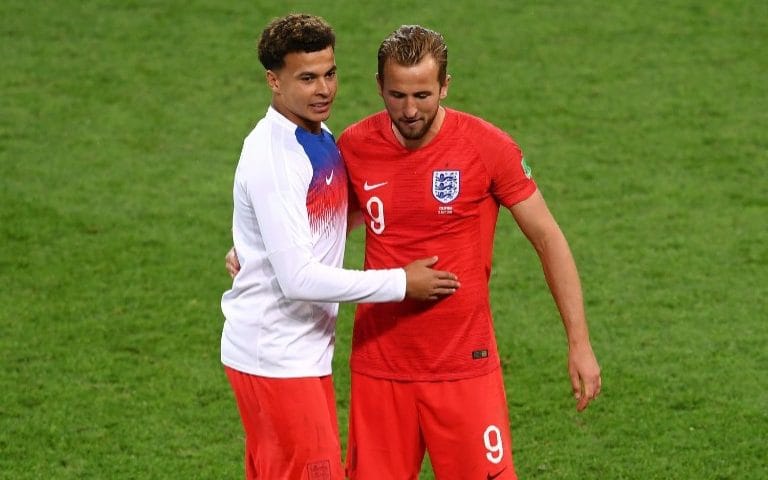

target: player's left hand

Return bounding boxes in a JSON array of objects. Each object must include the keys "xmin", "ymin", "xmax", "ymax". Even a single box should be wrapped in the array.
[
  {"xmin": 568, "ymin": 344, "xmax": 601, "ymax": 412},
  {"xmin": 225, "ymin": 247, "xmax": 240, "ymax": 278},
  {"xmin": 403, "ymin": 256, "xmax": 460, "ymax": 301}
]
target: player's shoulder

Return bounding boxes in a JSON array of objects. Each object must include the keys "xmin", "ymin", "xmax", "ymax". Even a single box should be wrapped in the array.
[
  {"xmin": 246, "ymin": 112, "xmax": 301, "ymax": 149},
  {"xmin": 339, "ymin": 111, "xmax": 388, "ymax": 145},
  {"xmin": 450, "ymin": 109, "xmax": 521, "ymax": 153},
  {"xmin": 239, "ymin": 114, "xmax": 305, "ymax": 172},
  {"xmin": 450, "ymin": 109, "xmax": 515, "ymax": 142},
  {"xmin": 240, "ymin": 120, "xmax": 269, "ymax": 163}
]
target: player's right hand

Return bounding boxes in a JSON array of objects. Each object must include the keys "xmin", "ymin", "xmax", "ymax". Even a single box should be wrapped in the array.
[
  {"xmin": 225, "ymin": 247, "xmax": 240, "ymax": 278},
  {"xmin": 403, "ymin": 256, "xmax": 460, "ymax": 301}
]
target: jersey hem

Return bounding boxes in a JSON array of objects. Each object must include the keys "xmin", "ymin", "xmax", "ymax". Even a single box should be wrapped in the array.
[
  {"xmin": 221, "ymin": 358, "xmax": 333, "ymax": 379},
  {"xmin": 349, "ymin": 360, "xmax": 501, "ymax": 383}
]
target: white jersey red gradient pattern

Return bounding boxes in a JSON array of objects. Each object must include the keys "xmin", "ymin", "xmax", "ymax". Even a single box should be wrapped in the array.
[{"xmin": 221, "ymin": 107, "xmax": 406, "ymax": 378}]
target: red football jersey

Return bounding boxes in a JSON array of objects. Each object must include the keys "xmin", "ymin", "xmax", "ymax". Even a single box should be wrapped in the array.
[{"xmin": 339, "ymin": 108, "xmax": 537, "ymax": 381}]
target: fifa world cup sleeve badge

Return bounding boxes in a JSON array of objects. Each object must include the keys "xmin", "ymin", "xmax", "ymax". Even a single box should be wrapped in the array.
[{"xmin": 521, "ymin": 157, "xmax": 532, "ymax": 178}]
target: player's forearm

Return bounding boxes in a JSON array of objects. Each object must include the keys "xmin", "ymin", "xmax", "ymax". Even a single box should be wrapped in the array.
[
  {"xmin": 268, "ymin": 245, "xmax": 406, "ymax": 303},
  {"xmin": 536, "ymin": 230, "xmax": 592, "ymax": 347}
]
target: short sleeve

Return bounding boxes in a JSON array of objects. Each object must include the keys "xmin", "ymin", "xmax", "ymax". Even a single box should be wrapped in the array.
[{"xmin": 487, "ymin": 133, "xmax": 537, "ymax": 208}]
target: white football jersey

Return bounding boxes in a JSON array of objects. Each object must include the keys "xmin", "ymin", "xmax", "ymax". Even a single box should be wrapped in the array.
[{"xmin": 221, "ymin": 107, "xmax": 406, "ymax": 378}]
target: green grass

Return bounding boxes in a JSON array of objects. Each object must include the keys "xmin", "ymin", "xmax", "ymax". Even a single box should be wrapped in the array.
[{"xmin": 1, "ymin": 0, "xmax": 766, "ymax": 478}]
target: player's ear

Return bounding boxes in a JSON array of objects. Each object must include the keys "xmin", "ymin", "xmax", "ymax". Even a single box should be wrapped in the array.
[
  {"xmin": 266, "ymin": 70, "xmax": 280, "ymax": 93},
  {"xmin": 376, "ymin": 73, "xmax": 384, "ymax": 97},
  {"xmin": 439, "ymin": 74, "xmax": 451, "ymax": 100}
]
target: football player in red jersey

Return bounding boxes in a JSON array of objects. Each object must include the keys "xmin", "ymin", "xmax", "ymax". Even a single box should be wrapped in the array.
[
  {"xmin": 336, "ymin": 26, "xmax": 601, "ymax": 480},
  {"xmin": 227, "ymin": 24, "xmax": 601, "ymax": 480}
]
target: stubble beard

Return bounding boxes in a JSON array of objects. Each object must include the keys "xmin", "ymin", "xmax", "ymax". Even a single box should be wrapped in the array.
[{"xmin": 395, "ymin": 112, "xmax": 437, "ymax": 141}]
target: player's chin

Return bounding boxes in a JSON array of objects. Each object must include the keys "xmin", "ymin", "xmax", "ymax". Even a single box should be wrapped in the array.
[
  {"xmin": 396, "ymin": 120, "xmax": 425, "ymax": 138},
  {"xmin": 308, "ymin": 102, "xmax": 333, "ymax": 121}
]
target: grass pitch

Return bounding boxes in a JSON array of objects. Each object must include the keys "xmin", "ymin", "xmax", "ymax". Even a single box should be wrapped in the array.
[{"xmin": 1, "ymin": 1, "xmax": 766, "ymax": 478}]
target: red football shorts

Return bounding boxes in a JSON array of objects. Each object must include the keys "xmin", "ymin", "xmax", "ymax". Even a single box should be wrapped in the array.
[
  {"xmin": 224, "ymin": 366, "xmax": 344, "ymax": 480},
  {"xmin": 346, "ymin": 367, "xmax": 517, "ymax": 480}
]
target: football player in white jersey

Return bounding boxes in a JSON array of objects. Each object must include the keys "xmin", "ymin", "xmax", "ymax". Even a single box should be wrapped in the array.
[{"xmin": 220, "ymin": 14, "xmax": 460, "ymax": 480}]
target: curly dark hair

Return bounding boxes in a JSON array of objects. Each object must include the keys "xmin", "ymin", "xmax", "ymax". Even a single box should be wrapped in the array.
[
  {"xmin": 257, "ymin": 14, "xmax": 336, "ymax": 70},
  {"xmin": 377, "ymin": 25, "xmax": 448, "ymax": 85}
]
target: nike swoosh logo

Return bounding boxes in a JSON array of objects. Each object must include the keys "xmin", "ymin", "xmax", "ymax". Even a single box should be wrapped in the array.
[
  {"xmin": 325, "ymin": 171, "xmax": 334, "ymax": 185},
  {"xmin": 363, "ymin": 181, "xmax": 387, "ymax": 191},
  {"xmin": 487, "ymin": 467, "xmax": 507, "ymax": 480}
]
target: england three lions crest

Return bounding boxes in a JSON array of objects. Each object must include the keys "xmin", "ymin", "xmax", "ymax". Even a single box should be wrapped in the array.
[{"xmin": 432, "ymin": 170, "xmax": 460, "ymax": 204}]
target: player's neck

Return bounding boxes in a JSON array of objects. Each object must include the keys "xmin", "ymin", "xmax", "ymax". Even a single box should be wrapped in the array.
[{"xmin": 393, "ymin": 106, "xmax": 446, "ymax": 150}]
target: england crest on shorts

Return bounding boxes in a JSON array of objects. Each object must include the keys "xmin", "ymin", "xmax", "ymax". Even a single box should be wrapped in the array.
[{"xmin": 432, "ymin": 170, "xmax": 460, "ymax": 204}]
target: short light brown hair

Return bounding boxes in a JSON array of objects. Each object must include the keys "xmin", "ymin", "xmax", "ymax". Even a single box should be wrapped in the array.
[
  {"xmin": 257, "ymin": 14, "xmax": 335, "ymax": 70},
  {"xmin": 377, "ymin": 25, "xmax": 448, "ymax": 84}
]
